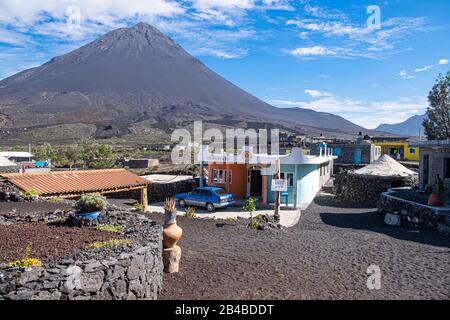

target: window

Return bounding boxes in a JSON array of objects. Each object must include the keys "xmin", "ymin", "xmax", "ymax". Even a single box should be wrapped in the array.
[
  {"xmin": 409, "ymin": 148, "xmax": 416, "ymax": 154},
  {"xmin": 214, "ymin": 188, "xmax": 229, "ymax": 196},
  {"xmin": 280, "ymin": 172, "xmax": 294, "ymax": 186},
  {"xmin": 201, "ymin": 190, "xmax": 211, "ymax": 197},
  {"xmin": 212, "ymin": 169, "xmax": 232, "ymax": 184},
  {"xmin": 445, "ymin": 158, "xmax": 450, "ymax": 179}
]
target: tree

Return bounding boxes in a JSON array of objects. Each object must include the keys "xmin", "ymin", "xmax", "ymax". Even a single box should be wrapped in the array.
[
  {"xmin": 64, "ymin": 144, "xmax": 82, "ymax": 169},
  {"xmin": 423, "ymin": 72, "xmax": 450, "ymax": 140}
]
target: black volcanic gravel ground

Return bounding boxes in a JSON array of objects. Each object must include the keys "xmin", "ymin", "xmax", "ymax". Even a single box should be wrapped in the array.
[
  {"xmin": 0, "ymin": 201, "xmax": 73, "ymax": 215},
  {"xmin": 149, "ymin": 193, "xmax": 450, "ymax": 300}
]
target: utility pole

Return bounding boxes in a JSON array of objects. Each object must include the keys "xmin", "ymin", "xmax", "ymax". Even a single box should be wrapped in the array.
[
  {"xmin": 274, "ymin": 158, "xmax": 281, "ymax": 223},
  {"xmin": 199, "ymin": 148, "xmax": 204, "ymax": 187}
]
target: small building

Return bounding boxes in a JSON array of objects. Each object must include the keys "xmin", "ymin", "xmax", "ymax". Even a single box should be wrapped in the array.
[
  {"xmin": 0, "ymin": 156, "xmax": 19, "ymax": 174},
  {"xmin": 0, "ymin": 151, "xmax": 33, "ymax": 163},
  {"xmin": 411, "ymin": 140, "xmax": 450, "ymax": 194},
  {"xmin": 0, "ymin": 156, "xmax": 16, "ymax": 167},
  {"xmin": 311, "ymin": 135, "xmax": 381, "ymax": 165},
  {"xmin": 126, "ymin": 158, "xmax": 160, "ymax": 169},
  {"xmin": 201, "ymin": 145, "xmax": 336, "ymax": 209},
  {"xmin": 371, "ymin": 136, "xmax": 420, "ymax": 162},
  {"xmin": 0, "ymin": 169, "xmax": 150, "ymax": 210}
]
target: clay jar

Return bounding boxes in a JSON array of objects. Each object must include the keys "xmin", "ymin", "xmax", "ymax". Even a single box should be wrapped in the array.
[{"xmin": 163, "ymin": 210, "xmax": 183, "ymax": 248}]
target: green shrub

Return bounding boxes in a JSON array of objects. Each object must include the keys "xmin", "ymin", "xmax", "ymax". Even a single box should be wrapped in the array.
[
  {"xmin": 95, "ymin": 224, "xmax": 124, "ymax": 233},
  {"xmin": 75, "ymin": 194, "xmax": 108, "ymax": 213},
  {"xmin": 185, "ymin": 207, "xmax": 196, "ymax": 218},
  {"xmin": 134, "ymin": 202, "xmax": 144, "ymax": 212},
  {"xmin": 7, "ymin": 243, "xmax": 43, "ymax": 268},
  {"xmin": 22, "ymin": 189, "xmax": 41, "ymax": 198},
  {"xmin": 89, "ymin": 239, "xmax": 132, "ymax": 249}
]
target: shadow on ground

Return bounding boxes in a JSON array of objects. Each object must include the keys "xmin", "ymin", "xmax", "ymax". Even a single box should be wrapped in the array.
[
  {"xmin": 314, "ymin": 192, "xmax": 376, "ymax": 209},
  {"xmin": 320, "ymin": 211, "xmax": 450, "ymax": 248}
]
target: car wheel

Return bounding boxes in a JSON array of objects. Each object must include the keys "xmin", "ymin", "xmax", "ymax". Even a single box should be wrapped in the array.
[
  {"xmin": 178, "ymin": 199, "xmax": 186, "ymax": 207},
  {"xmin": 206, "ymin": 202, "xmax": 215, "ymax": 212}
]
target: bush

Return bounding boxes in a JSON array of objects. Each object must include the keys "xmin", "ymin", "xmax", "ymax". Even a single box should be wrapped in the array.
[
  {"xmin": 75, "ymin": 194, "xmax": 108, "ymax": 213},
  {"xmin": 134, "ymin": 202, "xmax": 144, "ymax": 212},
  {"xmin": 22, "ymin": 189, "xmax": 41, "ymax": 198},
  {"xmin": 89, "ymin": 239, "xmax": 132, "ymax": 249},
  {"xmin": 95, "ymin": 224, "xmax": 125, "ymax": 233},
  {"xmin": 8, "ymin": 243, "xmax": 42, "ymax": 269},
  {"xmin": 185, "ymin": 207, "xmax": 196, "ymax": 218}
]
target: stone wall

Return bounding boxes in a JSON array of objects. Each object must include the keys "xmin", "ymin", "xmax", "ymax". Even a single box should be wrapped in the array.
[
  {"xmin": 148, "ymin": 179, "xmax": 198, "ymax": 203},
  {"xmin": 0, "ymin": 180, "xmax": 24, "ymax": 202},
  {"xmin": 110, "ymin": 179, "xmax": 198, "ymax": 203},
  {"xmin": 378, "ymin": 192, "xmax": 450, "ymax": 232},
  {"xmin": 333, "ymin": 172, "xmax": 418, "ymax": 205},
  {"xmin": 0, "ymin": 209, "xmax": 163, "ymax": 300}
]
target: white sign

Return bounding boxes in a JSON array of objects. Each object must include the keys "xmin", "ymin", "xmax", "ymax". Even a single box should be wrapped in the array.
[{"xmin": 271, "ymin": 179, "xmax": 287, "ymax": 192}]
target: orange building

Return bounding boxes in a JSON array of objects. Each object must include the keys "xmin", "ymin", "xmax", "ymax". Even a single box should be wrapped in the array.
[
  {"xmin": 207, "ymin": 163, "xmax": 269, "ymax": 205},
  {"xmin": 200, "ymin": 146, "xmax": 335, "ymax": 209}
]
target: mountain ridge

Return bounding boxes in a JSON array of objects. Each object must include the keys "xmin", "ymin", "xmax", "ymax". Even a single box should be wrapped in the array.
[
  {"xmin": 0, "ymin": 22, "xmax": 367, "ymax": 145},
  {"xmin": 375, "ymin": 114, "xmax": 426, "ymax": 136}
]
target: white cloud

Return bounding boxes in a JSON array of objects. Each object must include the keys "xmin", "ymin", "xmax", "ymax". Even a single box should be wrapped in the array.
[
  {"xmin": 286, "ymin": 4, "xmax": 430, "ymax": 59},
  {"xmin": 289, "ymin": 45, "xmax": 375, "ymax": 59},
  {"xmin": 270, "ymin": 92, "xmax": 427, "ymax": 129},
  {"xmin": 414, "ymin": 58, "xmax": 449, "ymax": 72},
  {"xmin": 304, "ymin": 89, "xmax": 332, "ymax": 98},
  {"xmin": 398, "ymin": 70, "xmax": 415, "ymax": 79},
  {"xmin": 290, "ymin": 46, "xmax": 337, "ymax": 56}
]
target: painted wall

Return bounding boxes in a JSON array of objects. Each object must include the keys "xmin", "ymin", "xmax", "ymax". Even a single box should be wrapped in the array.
[
  {"xmin": 207, "ymin": 163, "xmax": 248, "ymax": 198},
  {"xmin": 266, "ymin": 164, "xmax": 297, "ymax": 205},
  {"xmin": 374, "ymin": 142, "xmax": 420, "ymax": 161},
  {"xmin": 297, "ymin": 164, "xmax": 321, "ymax": 207},
  {"xmin": 266, "ymin": 163, "xmax": 326, "ymax": 208}
]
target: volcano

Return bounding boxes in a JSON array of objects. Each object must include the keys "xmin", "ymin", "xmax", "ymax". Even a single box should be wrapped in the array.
[{"xmin": 0, "ymin": 22, "xmax": 365, "ymax": 144}]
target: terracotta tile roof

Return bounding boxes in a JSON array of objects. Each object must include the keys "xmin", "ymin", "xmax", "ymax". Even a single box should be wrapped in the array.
[{"xmin": 0, "ymin": 169, "xmax": 148, "ymax": 196}]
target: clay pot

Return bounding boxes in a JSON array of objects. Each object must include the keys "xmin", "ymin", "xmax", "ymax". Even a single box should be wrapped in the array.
[
  {"xmin": 163, "ymin": 223, "xmax": 183, "ymax": 249},
  {"xmin": 428, "ymin": 193, "xmax": 444, "ymax": 207}
]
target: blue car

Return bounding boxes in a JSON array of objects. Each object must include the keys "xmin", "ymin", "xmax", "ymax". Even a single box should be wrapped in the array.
[{"xmin": 175, "ymin": 187, "xmax": 234, "ymax": 212}]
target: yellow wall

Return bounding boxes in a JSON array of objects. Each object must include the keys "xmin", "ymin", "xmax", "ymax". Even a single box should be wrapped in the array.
[{"xmin": 374, "ymin": 142, "xmax": 420, "ymax": 161}]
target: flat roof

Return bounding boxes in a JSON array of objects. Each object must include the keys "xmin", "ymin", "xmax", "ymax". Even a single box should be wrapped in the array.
[
  {"xmin": 409, "ymin": 140, "xmax": 450, "ymax": 147},
  {"xmin": 0, "ymin": 151, "xmax": 33, "ymax": 158},
  {"xmin": 0, "ymin": 169, "xmax": 148, "ymax": 196}
]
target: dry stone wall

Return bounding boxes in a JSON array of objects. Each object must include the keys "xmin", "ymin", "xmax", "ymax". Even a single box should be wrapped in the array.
[
  {"xmin": 333, "ymin": 172, "xmax": 417, "ymax": 205},
  {"xmin": 0, "ymin": 209, "xmax": 163, "ymax": 300}
]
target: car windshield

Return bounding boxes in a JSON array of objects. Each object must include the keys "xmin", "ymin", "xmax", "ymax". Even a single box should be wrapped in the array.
[{"xmin": 214, "ymin": 188, "xmax": 229, "ymax": 196}]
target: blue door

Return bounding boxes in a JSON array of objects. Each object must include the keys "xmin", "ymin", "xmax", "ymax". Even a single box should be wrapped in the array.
[{"xmin": 354, "ymin": 149, "xmax": 362, "ymax": 164}]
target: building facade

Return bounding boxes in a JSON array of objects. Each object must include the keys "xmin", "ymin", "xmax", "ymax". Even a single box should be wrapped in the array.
[
  {"xmin": 311, "ymin": 142, "xmax": 381, "ymax": 165},
  {"xmin": 201, "ymin": 146, "xmax": 336, "ymax": 209},
  {"xmin": 413, "ymin": 140, "xmax": 450, "ymax": 194},
  {"xmin": 371, "ymin": 137, "xmax": 420, "ymax": 162}
]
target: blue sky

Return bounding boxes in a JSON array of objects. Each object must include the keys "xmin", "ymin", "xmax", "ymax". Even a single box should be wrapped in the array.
[{"xmin": 0, "ymin": 0, "xmax": 449, "ymax": 129}]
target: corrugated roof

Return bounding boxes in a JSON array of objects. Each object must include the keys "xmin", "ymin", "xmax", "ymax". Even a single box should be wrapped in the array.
[{"xmin": 0, "ymin": 169, "xmax": 148, "ymax": 196}]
